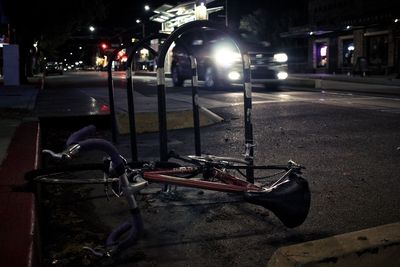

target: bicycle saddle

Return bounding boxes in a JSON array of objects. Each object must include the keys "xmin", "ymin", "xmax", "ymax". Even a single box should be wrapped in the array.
[{"xmin": 244, "ymin": 174, "xmax": 311, "ymax": 228}]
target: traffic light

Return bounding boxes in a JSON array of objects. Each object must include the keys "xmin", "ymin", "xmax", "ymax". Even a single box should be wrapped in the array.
[{"xmin": 101, "ymin": 43, "xmax": 108, "ymax": 50}]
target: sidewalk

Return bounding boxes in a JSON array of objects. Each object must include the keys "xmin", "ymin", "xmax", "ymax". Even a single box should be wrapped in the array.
[{"xmin": 0, "ymin": 80, "xmax": 41, "ymax": 267}]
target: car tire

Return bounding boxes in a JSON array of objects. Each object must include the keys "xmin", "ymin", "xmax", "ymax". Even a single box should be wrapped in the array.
[{"xmin": 171, "ymin": 65, "xmax": 184, "ymax": 87}]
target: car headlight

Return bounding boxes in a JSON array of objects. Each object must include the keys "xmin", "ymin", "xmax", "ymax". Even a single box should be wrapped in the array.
[
  {"xmin": 214, "ymin": 47, "xmax": 241, "ymax": 67},
  {"xmin": 277, "ymin": 71, "xmax": 288, "ymax": 80},
  {"xmin": 273, "ymin": 53, "xmax": 288, "ymax": 63}
]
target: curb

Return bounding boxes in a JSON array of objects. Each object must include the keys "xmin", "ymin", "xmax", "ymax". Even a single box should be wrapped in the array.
[
  {"xmin": 0, "ymin": 121, "xmax": 40, "ymax": 267},
  {"xmin": 283, "ymin": 77, "xmax": 400, "ymax": 96},
  {"xmin": 267, "ymin": 222, "xmax": 400, "ymax": 267},
  {"xmin": 116, "ymin": 107, "xmax": 223, "ymax": 134},
  {"xmin": 283, "ymin": 78, "xmax": 316, "ymax": 88}
]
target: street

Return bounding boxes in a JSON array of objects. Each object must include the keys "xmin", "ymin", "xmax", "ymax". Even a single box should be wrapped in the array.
[{"xmin": 36, "ymin": 71, "xmax": 400, "ymax": 266}]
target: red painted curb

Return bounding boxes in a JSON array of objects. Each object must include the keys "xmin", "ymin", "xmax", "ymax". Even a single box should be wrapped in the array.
[{"xmin": 0, "ymin": 121, "xmax": 40, "ymax": 267}]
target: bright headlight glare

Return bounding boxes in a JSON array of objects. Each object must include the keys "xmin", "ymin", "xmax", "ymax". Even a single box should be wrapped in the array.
[
  {"xmin": 214, "ymin": 48, "xmax": 241, "ymax": 67},
  {"xmin": 277, "ymin": 71, "xmax": 288, "ymax": 80},
  {"xmin": 273, "ymin": 53, "xmax": 288, "ymax": 63},
  {"xmin": 228, "ymin": 71, "xmax": 241, "ymax": 80}
]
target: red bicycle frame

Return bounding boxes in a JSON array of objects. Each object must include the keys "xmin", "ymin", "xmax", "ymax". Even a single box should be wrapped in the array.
[{"xmin": 143, "ymin": 167, "xmax": 262, "ymax": 193}]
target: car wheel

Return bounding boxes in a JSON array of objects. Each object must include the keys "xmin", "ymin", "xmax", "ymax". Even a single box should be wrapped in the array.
[{"xmin": 171, "ymin": 65, "xmax": 184, "ymax": 87}]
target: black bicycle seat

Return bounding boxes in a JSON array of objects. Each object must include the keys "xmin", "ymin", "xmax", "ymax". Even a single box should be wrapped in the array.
[{"xmin": 244, "ymin": 174, "xmax": 311, "ymax": 228}]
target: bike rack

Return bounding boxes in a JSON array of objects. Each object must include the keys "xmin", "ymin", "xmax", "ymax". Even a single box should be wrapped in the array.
[
  {"xmin": 173, "ymin": 42, "xmax": 202, "ymax": 156},
  {"xmin": 107, "ymin": 36, "xmax": 167, "ymax": 149},
  {"xmin": 155, "ymin": 20, "xmax": 255, "ymax": 182},
  {"xmin": 124, "ymin": 34, "xmax": 169, "ymax": 161},
  {"xmin": 190, "ymin": 55, "xmax": 201, "ymax": 156},
  {"xmin": 107, "ymin": 45, "xmax": 130, "ymax": 144}
]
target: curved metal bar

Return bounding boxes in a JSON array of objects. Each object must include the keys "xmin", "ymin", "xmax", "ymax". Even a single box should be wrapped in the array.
[
  {"xmin": 106, "ymin": 45, "xmax": 129, "ymax": 144},
  {"xmin": 190, "ymin": 55, "xmax": 201, "ymax": 156},
  {"xmin": 155, "ymin": 20, "xmax": 254, "ymax": 181},
  {"xmin": 124, "ymin": 33, "xmax": 169, "ymax": 162}
]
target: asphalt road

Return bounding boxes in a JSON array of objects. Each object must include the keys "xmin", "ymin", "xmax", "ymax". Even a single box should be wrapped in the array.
[{"xmin": 37, "ymin": 71, "xmax": 400, "ymax": 266}]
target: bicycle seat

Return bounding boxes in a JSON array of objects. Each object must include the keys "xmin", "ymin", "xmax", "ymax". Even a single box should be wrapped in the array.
[{"xmin": 244, "ymin": 174, "xmax": 310, "ymax": 228}]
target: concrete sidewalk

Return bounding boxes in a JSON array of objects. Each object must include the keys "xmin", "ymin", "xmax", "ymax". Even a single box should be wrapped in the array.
[
  {"xmin": 0, "ymin": 83, "xmax": 39, "ymax": 166},
  {"xmin": 0, "ymin": 81, "xmax": 41, "ymax": 267}
]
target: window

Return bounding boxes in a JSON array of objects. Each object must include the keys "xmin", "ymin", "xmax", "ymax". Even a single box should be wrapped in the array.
[
  {"xmin": 367, "ymin": 35, "xmax": 388, "ymax": 66},
  {"xmin": 342, "ymin": 39, "xmax": 354, "ymax": 67},
  {"xmin": 316, "ymin": 42, "xmax": 328, "ymax": 67}
]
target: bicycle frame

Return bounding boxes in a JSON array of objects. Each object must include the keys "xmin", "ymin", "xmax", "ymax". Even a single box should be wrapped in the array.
[{"xmin": 143, "ymin": 167, "xmax": 262, "ymax": 193}]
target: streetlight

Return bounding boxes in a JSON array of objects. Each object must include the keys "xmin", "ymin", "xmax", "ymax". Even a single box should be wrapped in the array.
[
  {"xmin": 136, "ymin": 19, "xmax": 145, "ymax": 38},
  {"xmin": 144, "ymin": 5, "xmax": 150, "ymax": 11},
  {"xmin": 89, "ymin": 26, "xmax": 95, "ymax": 32}
]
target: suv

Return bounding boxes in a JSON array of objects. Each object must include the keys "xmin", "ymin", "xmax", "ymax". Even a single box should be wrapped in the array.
[{"xmin": 171, "ymin": 29, "xmax": 288, "ymax": 88}]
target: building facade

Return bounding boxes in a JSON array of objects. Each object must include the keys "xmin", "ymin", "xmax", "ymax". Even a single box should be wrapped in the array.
[{"xmin": 288, "ymin": 0, "xmax": 400, "ymax": 74}]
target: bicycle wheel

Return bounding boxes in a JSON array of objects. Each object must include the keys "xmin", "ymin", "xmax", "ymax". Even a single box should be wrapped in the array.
[{"xmin": 26, "ymin": 163, "xmax": 117, "ymax": 184}]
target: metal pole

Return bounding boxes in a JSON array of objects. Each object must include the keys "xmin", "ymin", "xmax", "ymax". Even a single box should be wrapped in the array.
[
  {"xmin": 107, "ymin": 47, "xmax": 132, "ymax": 144},
  {"xmin": 125, "ymin": 34, "xmax": 168, "ymax": 162},
  {"xmin": 106, "ymin": 61, "xmax": 118, "ymax": 144},
  {"xmin": 156, "ymin": 67, "xmax": 168, "ymax": 161},
  {"xmin": 126, "ymin": 65, "xmax": 138, "ymax": 162},
  {"xmin": 242, "ymin": 53, "xmax": 254, "ymax": 183},
  {"xmin": 190, "ymin": 56, "xmax": 201, "ymax": 156}
]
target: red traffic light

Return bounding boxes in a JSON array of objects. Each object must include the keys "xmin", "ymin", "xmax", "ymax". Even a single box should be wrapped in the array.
[{"xmin": 101, "ymin": 43, "xmax": 108, "ymax": 49}]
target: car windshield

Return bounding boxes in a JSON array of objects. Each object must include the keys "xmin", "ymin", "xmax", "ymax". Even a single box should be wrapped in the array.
[{"xmin": 238, "ymin": 30, "xmax": 270, "ymax": 47}]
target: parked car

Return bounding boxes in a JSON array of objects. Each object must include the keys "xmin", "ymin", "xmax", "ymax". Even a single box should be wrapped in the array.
[
  {"xmin": 44, "ymin": 61, "xmax": 63, "ymax": 75},
  {"xmin": 171, "ymin": 29, "xmax": 288, "ymax": 88}
]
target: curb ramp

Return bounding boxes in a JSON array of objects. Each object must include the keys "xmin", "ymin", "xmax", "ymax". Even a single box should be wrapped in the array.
[
  {"xmin": 116, "ymin": 107, "xmax": 223, "ymax": 134},
  {"xmin": 267, "ymin": 222, "xmax": 400, "ymax": 267}
]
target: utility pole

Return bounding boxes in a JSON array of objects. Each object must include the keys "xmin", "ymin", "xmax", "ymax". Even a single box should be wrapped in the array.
[{"xmin": 225, "ymin": 0, "xmax": 228, "ymax": 27}]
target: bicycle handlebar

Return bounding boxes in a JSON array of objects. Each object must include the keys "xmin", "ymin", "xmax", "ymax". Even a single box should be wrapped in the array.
[
  {"xmin": 66, "ymin": 125, "xmax": 96, "ymax": 146},
  {"xmin": 78, "ymin": 139, "xmax": 125, "ymax": 176},
  {"xmin": 44, "ymin": 125, "xmax": 126, "ymax": 176}
]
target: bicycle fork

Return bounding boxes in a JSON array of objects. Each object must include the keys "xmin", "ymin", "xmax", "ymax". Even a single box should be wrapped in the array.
[{"xmin": 101, "ymin": 172, "xmax": 148, "ymax": 256}]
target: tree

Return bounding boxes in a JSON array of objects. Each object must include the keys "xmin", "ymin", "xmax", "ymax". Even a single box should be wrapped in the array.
[
  {"xmin": 2, "ymin": 0, "xmax": 106, "ymax": 83},
  {"xmin": 239, "ymin": 8, "xmax": 287, "ymax": 46},
  {"xmin": 239, "ymin": 1, "xmax": 308, "ymax": 47}
]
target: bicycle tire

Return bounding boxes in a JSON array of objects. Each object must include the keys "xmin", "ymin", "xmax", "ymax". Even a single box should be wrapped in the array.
[{"xmin": 26, "ymin": 163, "xmax": 114, "ymax": 184}]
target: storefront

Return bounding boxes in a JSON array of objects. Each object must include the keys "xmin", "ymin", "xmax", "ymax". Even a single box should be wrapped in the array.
[{"xmin": 307, "ymin": 26, "xmax": 398, "ymax": 75}]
